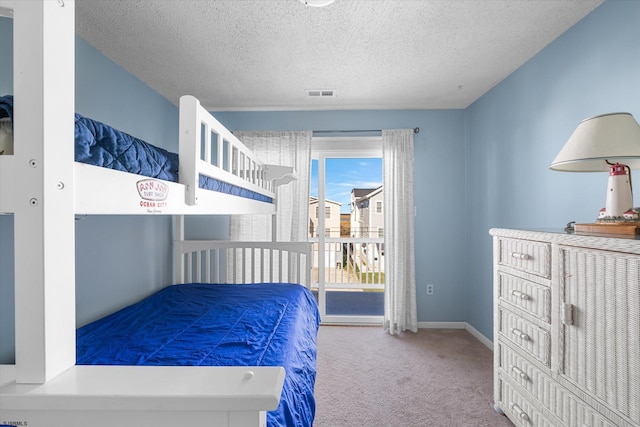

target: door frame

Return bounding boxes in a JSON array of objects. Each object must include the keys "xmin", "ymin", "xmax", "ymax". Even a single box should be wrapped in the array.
[{"xmin": 311, "ymin": 136, "xmax": 384, "ymax": 325}]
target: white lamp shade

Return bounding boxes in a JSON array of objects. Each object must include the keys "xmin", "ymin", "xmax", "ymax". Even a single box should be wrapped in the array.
[{"xmin": 550, "ymin": 112, "xmax": 640, "ymax": 172}]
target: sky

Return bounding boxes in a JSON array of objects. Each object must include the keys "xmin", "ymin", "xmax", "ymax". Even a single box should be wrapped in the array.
[{"xmin": 310, "ymin": 158, "xmax": 383, "ymax": 214}]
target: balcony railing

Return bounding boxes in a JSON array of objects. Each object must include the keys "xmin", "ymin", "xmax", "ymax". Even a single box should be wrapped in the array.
[
  {"xmin": 309, "ymin": 237, "xmax": 384, "ymax": 291},
  {"xmin": 309, "ymin": 227, "xmax": 384, "ymax": 238}
]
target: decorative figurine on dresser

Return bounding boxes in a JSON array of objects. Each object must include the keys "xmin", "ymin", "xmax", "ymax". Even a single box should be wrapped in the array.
[{"xmin": 550, "ymin": 112, "xmax": 640, "ymax": 235}]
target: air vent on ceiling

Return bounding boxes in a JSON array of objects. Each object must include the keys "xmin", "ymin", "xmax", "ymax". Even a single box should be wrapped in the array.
[{"xmin": 306, "ymin": 89, "xmax": 336, "ymax": 98}]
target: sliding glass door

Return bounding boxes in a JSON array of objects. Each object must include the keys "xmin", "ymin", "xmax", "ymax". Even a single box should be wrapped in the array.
[{"xmin": 310, "ymin": 137, "xmax": 384, "ymax": 324}]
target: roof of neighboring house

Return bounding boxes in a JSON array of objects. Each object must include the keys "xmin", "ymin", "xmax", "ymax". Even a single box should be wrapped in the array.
[
  {"xmin": 351, "ymin": 188, "xmax": 375, "ymax": 198},
  {"xmin": 352, "ymin": 186, "xmax": 383, "ymax": 201},
  {"xmin": 309, "ymin": 196, "xmax": 342, "ymax": 207}
]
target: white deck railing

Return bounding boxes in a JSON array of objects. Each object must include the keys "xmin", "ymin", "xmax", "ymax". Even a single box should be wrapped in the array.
[{"xmin": 310, "ymin": 237, "xmax": 385, "ymax": 291}]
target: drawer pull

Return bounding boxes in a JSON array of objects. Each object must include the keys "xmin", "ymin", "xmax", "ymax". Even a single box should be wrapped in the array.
[
  {"xmin": 511, "ymin": 252, "xmax": 531, "ymax": 260},
  {"xmin": 511, "ymin": 290, "xmax": 530, "ymax": 300},
  {"xmin": 511, "ymin": 365, "xmax": 530, "ymax": 382},
  {"xmin": 511, "ymin": 328, "xmax": 530, "ymax": 341},
  {"xmin": 561, "ymin": 302, "xmax": 574, "ymax": 326},
  {"xmin": 511, "ymin": 403, "xmax": 530, "ymax": 423}
]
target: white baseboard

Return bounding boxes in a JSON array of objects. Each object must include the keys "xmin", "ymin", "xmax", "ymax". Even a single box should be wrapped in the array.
[
  {"xmin": 417, "ymin": 321, "xmax": 494, "ymax": 351},
  {"xmin": 464, "ymin": 323, "xmax": 493, "ymax": 351}
]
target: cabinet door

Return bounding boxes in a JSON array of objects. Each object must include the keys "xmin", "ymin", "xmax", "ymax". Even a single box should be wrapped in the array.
[{"xmin": 559, "ymin": 247, "xmax": 640, "ymax": 426}]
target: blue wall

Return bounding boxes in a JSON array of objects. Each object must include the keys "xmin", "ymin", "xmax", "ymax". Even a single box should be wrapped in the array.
[
  {"xmin": 73, "ymin": 37, "xmax": 178, "ymax": 330},
  {"xmin": 1, "ymin": 0, "xmax": 638, "ymax": 362},
  {"xmin": 208, "ymin": 0, "xmax": 640, "ymax": 340},
  {"xmin": 0, "ymin": 16, "xmax": 14, "ymax": 363},
  {"xmin": 0, "ymin": 28, "xmax": 178, "ymax": 362},
  {"xmin": 212, "ymin": 109, "xmax": 468, "ymax": 325},
  {"xmin": 0, "ymin": 17, "xmax": 11, "ymax": 95},
  {"xmin": 465, "ymin": 0, "xmax": 640, "ymax": 337}
]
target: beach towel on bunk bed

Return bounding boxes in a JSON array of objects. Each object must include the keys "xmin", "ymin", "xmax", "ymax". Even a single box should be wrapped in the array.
[
  {"xmin": 76, "ymin": 282, "xmax": 320, "ymax": 427},
  {"xmin": 0, "ymin": 95, "xmax": 179, "ymax": 181}
]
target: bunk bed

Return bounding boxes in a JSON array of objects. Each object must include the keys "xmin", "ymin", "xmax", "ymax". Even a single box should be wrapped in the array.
[
  {"xmin": 0, "ymin": 92, "xmax": 288, "ymax": 216},
  {"xmin": 0, "ymin": 2, "xmax": 319, "ymax": 427},
  {"xmin": 74, "ymin": 239, "xmax": 319, "ymax": 427}
]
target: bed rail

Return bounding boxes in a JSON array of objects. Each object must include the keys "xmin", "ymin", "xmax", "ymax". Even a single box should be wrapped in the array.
[
  {"xmin": 174, "ymin": 240, "xmax": 313, "ymax": 289},
  {"xmin": 179, "ymin": 95, "xmax": 276, "ymax": 206}
]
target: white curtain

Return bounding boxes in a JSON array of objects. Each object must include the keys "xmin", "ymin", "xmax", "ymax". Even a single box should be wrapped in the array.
[
  {"xmin": 229, "ymin": 131, "xmax": 312, "ymax": 242},
  {"xmin": 383, "ymin": 129, "xmax": 418, "ymax": 334}
]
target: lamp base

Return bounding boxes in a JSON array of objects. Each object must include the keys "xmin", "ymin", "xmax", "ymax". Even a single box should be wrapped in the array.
[{"xmin": 575, "ymin": 221, "xmax": 640, "ymax": 235}]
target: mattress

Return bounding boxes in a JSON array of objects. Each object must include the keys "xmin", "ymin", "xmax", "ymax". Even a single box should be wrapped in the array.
[
  {"xmin": 0, "ymin": 95, "xmax": 273, "ymax": 203},
  {"xmin": 76, "ymin": 283, "xmax": 320, "ymax": 427}
]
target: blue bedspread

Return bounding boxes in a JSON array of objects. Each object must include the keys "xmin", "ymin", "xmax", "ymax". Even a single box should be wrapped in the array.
[
  {"xmin": 74, "ymin": 112, "xmax": 179, "ymax": 181},
  {"xmin": 77, "ymin": 283, "xmax": 320, "ymax": 427},
  {"xmin": 0, "ymin": 95, "xmax": 180, "ymax": 181},
  {"xmin": 200, "ymin": 174, "xmax": 273, "ymax": 203}
]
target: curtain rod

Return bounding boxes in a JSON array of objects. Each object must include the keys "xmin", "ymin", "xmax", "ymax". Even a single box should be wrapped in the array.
[{"xmin": 313, "ymin": 127, "xmax": 420, "ymax": 134}]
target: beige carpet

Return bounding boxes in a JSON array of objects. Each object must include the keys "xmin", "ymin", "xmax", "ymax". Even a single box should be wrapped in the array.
[{"xmin": 313, "ymin": 326, "xmax": 514, "ymax": 427}]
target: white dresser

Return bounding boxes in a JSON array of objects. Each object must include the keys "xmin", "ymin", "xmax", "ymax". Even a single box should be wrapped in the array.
[{"xmin": 490, "ymin": 228, "xmax": 640, "ymax": 427}]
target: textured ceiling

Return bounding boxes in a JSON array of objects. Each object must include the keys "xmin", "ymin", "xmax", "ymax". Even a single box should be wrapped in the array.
[{"xmin": 75, "ymin": 0, "xmax": 604, "ymax": 111}]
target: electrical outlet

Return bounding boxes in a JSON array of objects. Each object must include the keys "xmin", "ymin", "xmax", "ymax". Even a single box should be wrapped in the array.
[{"xmin": 426, "ymin": 284, "xmax": 434, "ymax": 295}]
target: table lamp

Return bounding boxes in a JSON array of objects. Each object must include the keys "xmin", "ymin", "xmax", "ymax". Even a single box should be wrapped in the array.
[{"xmin": 550, "ymin": 112, "xmax": 640, "ymax": 224}]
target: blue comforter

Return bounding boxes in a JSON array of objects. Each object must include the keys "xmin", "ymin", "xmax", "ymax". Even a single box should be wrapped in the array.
[
  {"xmin": 0, "ymin": 95, "xmax": 179, "ymax": 181},
  {"xmin": 76, "ymin": 283, "xmax": 320, "ymax": 427}
]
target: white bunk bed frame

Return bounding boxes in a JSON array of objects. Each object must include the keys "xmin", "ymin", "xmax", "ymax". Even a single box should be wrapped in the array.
[
  {"xmin": 74, "ymin": 92, "xmax": 293, "ymax": 216},
  {"xmin": 0, "ymin": 2, "xmax": 311, "ymax": 426},
  {"xmin": 174, "ymin": 220, "xmax": 312, "ymax": 288}
]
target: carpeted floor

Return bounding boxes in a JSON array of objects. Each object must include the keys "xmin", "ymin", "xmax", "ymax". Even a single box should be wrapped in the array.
[{"xmin": 313, "ymin": 326, "xmax": 515, "ymax": 427}]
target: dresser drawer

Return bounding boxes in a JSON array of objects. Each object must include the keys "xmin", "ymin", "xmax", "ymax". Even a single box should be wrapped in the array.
[
  {"xmin": 497, "ymin": 378, "xmax": 556, "ymax": 427},
  {"xmin": 498, "ymin": 308, "xmax": 550, "ymax": 367},
  {"xmin": 499, "ymin": 342, "xmax": 620, "ymax": 427},
  {"xmin": 498, "ymin": 376, "xmax": 617, "ymax": 427},
  {"xmin": 497, "ymin": 237, "xmax": 551, "ymax": 278},
  {"xmin": 497, "ymin": 271, "xmax": 551, "ymax": 323},
  {"xmin": 498, "ymin": 342, "xmax": 546, "ymax": 398}
]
